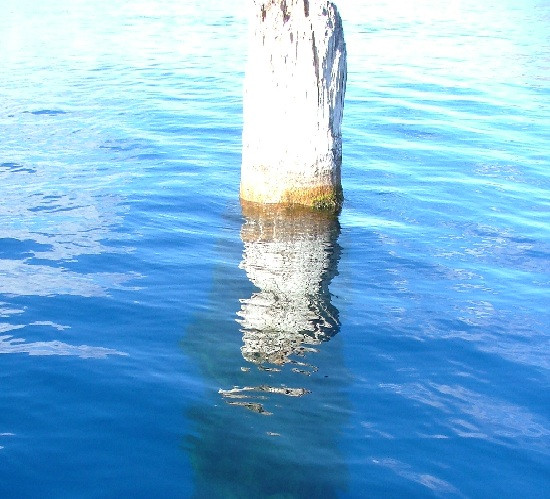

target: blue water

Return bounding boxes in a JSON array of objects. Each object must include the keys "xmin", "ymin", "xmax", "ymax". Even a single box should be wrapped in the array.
[{"xmin": 1, "ymin": 0, "xmax": 549, "ymax": 497}]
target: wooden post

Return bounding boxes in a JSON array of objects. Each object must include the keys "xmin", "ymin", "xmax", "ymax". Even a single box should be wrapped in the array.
[{"xmin": 241, "ymin": 0, "xmax": 347, "ymax": 211}]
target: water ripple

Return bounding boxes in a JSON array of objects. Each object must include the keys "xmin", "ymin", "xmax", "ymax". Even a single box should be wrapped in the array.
[{"xmin": 0, "ymin": 334, "xmax": 127, "ymax": 359}]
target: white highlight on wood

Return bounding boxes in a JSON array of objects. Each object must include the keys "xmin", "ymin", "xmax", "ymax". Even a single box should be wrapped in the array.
[{"xmin": 241, "ymin": 0, "xmax": 347, "ymax": 205}]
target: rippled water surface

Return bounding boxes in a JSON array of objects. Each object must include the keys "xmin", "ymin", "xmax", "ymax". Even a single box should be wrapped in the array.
[{"xmin": 1, "ymin": 0, "xmax": 549, "ymax": 497}]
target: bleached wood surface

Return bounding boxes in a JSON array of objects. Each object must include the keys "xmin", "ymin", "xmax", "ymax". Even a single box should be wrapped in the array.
[{"xmin": 241, "ymin": 0, "xmax": 347, "ymax": 207}]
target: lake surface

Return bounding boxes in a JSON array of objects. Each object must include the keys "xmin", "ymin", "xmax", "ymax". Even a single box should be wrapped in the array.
[{"xmin": 1, "ymin": 0, "xmax": 549, "ymax": 497}]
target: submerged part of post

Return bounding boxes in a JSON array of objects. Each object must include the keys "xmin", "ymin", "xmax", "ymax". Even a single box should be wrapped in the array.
[{"xmin": 241, "ymin": 0, "xmax": 347, "ymax": 210}]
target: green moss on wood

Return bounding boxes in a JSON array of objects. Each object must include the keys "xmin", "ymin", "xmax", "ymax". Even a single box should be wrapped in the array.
[{"xmin": 312, "ymin": 188, "xmax": 343, "ymax": 212}]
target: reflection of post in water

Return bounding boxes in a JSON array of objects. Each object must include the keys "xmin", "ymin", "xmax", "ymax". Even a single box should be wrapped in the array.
[
  {"xmin": 220, "ymin": 202, "xmax": 341, "ymax": 413},
  {"xmin": 183, "ymin": 203, "xmax": 348, "ymax": 497}
]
